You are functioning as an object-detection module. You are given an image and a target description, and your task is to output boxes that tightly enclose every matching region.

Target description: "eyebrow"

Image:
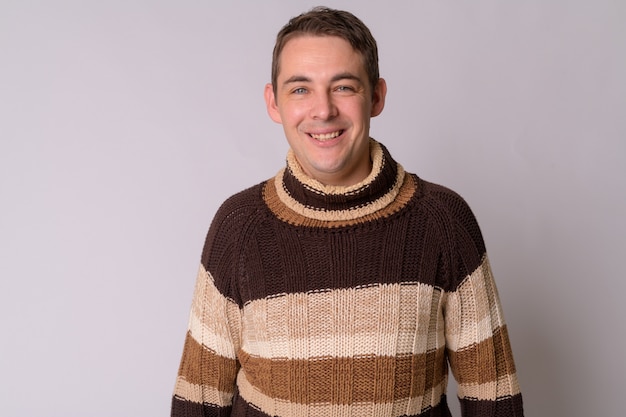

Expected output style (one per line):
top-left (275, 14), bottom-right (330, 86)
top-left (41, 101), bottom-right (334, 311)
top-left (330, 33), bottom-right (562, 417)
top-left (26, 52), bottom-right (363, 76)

top-left (282, 72), bottom-right (363, 86)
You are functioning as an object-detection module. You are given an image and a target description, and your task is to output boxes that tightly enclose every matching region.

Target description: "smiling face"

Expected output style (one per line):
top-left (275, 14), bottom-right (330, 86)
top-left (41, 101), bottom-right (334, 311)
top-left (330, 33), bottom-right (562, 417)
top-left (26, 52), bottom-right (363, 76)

top-left (265, 35), bottom-right (386, 186)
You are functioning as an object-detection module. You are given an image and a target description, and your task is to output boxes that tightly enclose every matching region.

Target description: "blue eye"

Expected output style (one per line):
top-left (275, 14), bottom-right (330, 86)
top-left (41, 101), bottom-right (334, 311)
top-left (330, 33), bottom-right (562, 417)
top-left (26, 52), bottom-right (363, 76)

top-left (293, 87), bottom-right (307, 94)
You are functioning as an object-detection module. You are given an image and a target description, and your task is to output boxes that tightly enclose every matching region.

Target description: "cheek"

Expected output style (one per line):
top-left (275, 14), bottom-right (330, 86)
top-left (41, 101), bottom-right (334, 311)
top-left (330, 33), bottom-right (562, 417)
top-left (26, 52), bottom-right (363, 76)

top-left (341, 97), bottom-right (370, 117)
top-left (281, 103), bottom-right (308, 126)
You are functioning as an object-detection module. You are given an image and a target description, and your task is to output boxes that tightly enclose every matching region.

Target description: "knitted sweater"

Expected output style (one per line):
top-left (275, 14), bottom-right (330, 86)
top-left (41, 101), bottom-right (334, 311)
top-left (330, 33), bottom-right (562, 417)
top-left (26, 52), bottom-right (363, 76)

top-left (171, 140), bottom-right (523, 417)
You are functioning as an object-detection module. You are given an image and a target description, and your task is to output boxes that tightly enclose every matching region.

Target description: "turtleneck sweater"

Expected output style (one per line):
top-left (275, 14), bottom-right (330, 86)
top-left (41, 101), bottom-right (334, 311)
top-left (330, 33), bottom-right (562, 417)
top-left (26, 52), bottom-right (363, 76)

top-left (171, 140), bottom-right (523, 417)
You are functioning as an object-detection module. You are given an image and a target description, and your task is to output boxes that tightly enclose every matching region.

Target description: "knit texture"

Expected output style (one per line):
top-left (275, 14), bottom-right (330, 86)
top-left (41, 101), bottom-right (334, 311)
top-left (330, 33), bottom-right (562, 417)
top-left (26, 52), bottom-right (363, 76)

top-left (171, 140), bottom-right (523, 417)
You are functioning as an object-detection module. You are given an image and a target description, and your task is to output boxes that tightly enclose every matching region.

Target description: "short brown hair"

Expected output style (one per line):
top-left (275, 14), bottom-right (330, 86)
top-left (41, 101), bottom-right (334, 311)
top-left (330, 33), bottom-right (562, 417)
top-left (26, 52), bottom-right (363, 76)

top-left (271, 7), bottom-right (380, 95)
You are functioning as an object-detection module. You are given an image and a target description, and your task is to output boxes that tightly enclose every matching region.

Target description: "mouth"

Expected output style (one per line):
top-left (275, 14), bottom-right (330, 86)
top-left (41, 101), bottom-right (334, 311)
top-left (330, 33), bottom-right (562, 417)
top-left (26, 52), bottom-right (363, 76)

top-left (308, 130), bottom-right (344, 142)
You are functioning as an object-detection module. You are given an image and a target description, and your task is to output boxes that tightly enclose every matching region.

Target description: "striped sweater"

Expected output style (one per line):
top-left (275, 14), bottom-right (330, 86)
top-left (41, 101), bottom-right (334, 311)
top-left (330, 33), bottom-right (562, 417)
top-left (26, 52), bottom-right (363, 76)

top-left (171, 140), bottom-right (523, 417)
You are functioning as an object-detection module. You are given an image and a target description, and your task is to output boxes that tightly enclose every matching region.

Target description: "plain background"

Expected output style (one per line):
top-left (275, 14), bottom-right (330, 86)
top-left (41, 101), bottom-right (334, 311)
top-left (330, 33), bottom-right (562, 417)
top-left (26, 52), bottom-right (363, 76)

top-left (1, 1), bottom-right (624, 416)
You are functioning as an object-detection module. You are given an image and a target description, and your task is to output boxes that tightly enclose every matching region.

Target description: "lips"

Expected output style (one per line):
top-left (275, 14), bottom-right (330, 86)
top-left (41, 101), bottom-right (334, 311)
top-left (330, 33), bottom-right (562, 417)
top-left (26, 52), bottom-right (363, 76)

top-left (309, 130), bottom-right (343, 141)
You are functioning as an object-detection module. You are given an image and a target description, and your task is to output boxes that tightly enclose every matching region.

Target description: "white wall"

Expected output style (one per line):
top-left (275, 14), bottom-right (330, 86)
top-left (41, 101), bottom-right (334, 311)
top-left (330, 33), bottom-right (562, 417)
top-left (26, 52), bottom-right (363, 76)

top-left (1, 1), bottom-right (624, 416)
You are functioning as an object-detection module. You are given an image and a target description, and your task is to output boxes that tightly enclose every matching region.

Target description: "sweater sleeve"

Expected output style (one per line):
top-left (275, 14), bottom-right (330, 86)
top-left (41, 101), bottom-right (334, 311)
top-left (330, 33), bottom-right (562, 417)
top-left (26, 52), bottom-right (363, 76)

top-left (441, 192), bottom-right (524, 416)
top-left (171, 193), bottom-right (253, 417)
top-left (170, 265), bottom-right (241, 416)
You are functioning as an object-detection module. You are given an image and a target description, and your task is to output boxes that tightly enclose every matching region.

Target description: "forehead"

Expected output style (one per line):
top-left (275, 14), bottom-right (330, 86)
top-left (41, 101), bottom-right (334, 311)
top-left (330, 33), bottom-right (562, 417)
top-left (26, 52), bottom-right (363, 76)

top-left (277, 35), bottom-right (366, 78)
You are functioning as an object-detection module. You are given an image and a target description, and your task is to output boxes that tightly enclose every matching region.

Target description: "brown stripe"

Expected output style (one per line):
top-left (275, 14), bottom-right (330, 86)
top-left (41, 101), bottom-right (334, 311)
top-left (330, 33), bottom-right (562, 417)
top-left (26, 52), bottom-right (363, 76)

top-left (460, 393), bottom-right (524, 415)
top-left (177, 331), bottom-right (239, 393)
top-left (263, 173), bottom-right (417, 228)
top-left (448, 325), bottom-right (517, 385)
top-left (238, 348), bottom-right (447, 405)
top-left (171, 395), bottom-right (232, 417)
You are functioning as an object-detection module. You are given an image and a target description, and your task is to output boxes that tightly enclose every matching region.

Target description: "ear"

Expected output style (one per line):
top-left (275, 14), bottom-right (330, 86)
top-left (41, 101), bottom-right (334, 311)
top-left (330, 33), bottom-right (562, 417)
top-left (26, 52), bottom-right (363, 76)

top-left (370, 78), bottom-right (387, 117)
top-left (264, 83), bottom-right (282, 124)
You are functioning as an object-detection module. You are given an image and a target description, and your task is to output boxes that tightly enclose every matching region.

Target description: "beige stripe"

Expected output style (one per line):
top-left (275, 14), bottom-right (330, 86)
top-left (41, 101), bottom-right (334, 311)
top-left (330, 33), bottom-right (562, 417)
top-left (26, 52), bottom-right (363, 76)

top-left (445, 314), bottom-right (495, 353)
top-left (457, 373), bottom-right (522, 401)
top-left (237, 366), bottom-right (448, 417)
top-left (444, 256), bottom-right (506, 352)
top-left (173, 376), bottom-right (233, 407)
top-left (188, 265), bottom-right (240, 359)
top-left (241, 282), bottom-right (444, 359)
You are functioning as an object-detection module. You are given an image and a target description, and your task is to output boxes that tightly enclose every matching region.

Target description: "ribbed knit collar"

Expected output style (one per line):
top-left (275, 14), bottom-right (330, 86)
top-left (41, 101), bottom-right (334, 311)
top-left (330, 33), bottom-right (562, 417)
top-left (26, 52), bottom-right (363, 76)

top-left (272, 139), bottom-right (406, 222)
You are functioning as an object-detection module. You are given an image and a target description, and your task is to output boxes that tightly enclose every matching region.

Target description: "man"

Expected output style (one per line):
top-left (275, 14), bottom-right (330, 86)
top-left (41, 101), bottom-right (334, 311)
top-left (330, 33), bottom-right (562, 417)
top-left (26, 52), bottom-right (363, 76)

top-left (172, 7), bottom-right (523, 417)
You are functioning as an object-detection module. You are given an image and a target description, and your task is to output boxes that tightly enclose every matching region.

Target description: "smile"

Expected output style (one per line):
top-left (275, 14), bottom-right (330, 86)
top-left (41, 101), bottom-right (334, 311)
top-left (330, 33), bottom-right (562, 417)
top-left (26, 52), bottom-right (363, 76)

top-left (309, 130), bottom-right (343, 141)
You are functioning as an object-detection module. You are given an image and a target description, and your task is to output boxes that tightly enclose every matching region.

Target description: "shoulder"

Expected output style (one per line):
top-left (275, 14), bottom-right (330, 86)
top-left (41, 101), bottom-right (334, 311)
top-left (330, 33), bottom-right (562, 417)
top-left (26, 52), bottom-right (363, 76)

top-left (214, 182), bottom-right (267, 224)
top-left (198, 181), bottom-right (270, 303)
top-left (417, 177), bottom-right (467, 210)
top-left (414, 176), bottom-right (487, 272)
top-left (201, 181), bottom-right (268, 263)
top-left (414, 177), bottom-right (478, 224)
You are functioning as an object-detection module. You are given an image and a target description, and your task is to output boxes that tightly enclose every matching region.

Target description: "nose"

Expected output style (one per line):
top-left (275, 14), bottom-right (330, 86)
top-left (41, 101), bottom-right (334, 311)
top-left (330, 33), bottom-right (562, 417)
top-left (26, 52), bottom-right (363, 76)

top-left (310, 92), bottom-right (338, 120)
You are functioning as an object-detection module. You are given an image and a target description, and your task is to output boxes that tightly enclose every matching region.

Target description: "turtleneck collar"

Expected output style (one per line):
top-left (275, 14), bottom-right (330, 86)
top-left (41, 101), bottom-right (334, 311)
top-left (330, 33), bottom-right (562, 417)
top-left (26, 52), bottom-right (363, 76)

top-left (267, 139), bottom-right (411, 223)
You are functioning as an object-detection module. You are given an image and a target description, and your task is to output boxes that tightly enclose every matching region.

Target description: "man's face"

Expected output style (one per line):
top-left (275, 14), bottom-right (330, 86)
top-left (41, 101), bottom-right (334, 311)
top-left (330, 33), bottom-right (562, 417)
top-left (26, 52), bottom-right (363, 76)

top-left (265, 35), bottom-right (386, 186)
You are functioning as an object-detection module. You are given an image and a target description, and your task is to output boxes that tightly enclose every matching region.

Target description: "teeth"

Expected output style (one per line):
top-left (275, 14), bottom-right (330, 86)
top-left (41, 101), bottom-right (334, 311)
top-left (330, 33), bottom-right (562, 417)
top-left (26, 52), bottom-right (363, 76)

top-left (310, 131), bottom-right (342, 141)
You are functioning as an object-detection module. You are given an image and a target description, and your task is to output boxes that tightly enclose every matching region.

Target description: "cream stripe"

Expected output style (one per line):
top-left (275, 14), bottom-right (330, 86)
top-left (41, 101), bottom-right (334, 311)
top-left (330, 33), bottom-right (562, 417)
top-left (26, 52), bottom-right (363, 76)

top-left (241, 283), bottom-right (444, 359)
top-left (445, 315), bottom-right (496, 353)
top-left (237, 370), bottom-right (448, 417)
top-left (187, 265), bottom-right (240, 360)
top-left (173, 376), bottom-right (233, 406)
top-left (445, 256), bottom-right (506, 351)
top-left (457, 373), bottom-right (522, 401)
top-left (188, 312), bottom-right (237, 359)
